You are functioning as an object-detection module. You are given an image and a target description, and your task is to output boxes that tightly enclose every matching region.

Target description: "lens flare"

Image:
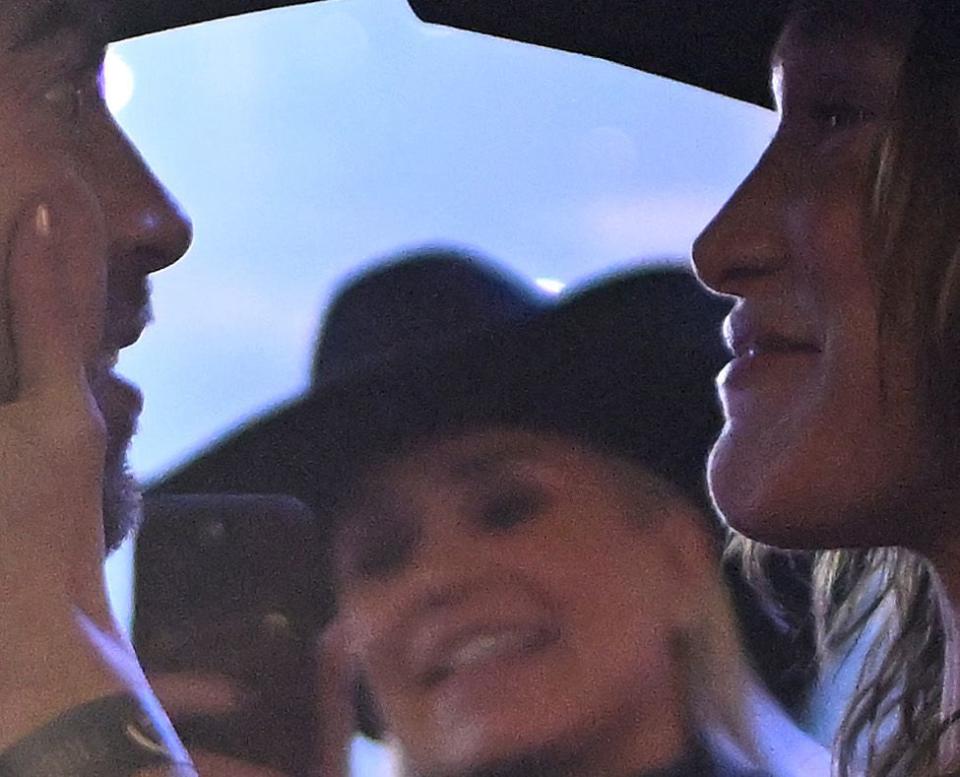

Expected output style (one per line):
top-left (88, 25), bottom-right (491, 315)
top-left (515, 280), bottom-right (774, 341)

top-left (535, 278), bottom-right (566, 295)
top-left (105, 49), bottom-right (135, 115)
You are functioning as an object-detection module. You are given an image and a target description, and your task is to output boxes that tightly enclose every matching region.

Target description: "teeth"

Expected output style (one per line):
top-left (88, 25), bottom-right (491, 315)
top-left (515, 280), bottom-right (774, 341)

top-left (444, 629), bottom-right (541, 673)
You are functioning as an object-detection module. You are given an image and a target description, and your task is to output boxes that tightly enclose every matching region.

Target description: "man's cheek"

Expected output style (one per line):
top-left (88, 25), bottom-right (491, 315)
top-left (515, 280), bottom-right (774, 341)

top-left (0, 71), bottom-right (114, 408)
top-left (0, 155), bottom-right (24, 404)
top-left (0, 277), bottom-right (15, 404)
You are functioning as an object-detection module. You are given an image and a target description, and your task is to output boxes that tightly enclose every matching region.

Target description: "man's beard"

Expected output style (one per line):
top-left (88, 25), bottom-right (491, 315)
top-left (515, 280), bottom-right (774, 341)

top-left (102, 424), bottom-right (143, 553)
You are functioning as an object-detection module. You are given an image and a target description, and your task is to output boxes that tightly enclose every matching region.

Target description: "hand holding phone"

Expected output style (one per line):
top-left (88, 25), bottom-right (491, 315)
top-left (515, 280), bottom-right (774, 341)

top-left (147, 670), bottom-right (297, 777)
top-left (135, 494), bottom-right (337, 776)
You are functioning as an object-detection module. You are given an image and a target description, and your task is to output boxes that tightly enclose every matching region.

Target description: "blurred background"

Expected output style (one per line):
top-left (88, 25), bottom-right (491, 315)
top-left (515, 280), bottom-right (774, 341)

top-left (103, 0), bottom-right (781, 771)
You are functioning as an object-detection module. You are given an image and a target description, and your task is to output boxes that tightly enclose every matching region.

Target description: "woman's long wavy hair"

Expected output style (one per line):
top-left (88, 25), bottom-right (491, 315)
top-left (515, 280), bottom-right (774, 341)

top-left (732, 1), bottom-right (960, 775)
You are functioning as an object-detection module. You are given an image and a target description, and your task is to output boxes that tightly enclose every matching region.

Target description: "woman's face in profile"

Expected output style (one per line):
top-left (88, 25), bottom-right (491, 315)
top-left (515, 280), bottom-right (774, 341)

top-left (692, 19), bottom-right (931, 549)
top-left (334, 428), bottom-right (701, 777)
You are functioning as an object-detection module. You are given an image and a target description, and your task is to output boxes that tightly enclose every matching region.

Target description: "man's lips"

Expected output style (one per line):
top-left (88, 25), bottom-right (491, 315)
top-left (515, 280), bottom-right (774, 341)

top-left (92, 329), bottom-right (142, 378)
top-left (96, 297), bottom-right (151, 372)
top-left (87, 363), bottom-right (143, 453)
top-left (104, 271), bottom-right (153, 352)
top-left (88, 309), bottom-right (150, 439)
top-left (103, 305), bottom-right (151, 353)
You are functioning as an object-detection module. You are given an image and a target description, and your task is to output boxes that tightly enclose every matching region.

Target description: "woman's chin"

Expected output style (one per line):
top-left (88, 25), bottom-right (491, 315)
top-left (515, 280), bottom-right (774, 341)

top-left (708, 441), bottom-right (820, 550)
top-left (404, 710), bottom-right (588, 777)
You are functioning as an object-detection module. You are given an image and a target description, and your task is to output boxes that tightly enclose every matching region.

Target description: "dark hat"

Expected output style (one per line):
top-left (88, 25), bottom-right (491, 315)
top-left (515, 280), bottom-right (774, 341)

top-left (108, 0), bottom-right (789, 106)
top-left (407, 0), bottom-right (792, 108)
top-left (150, 247), bottom-right (731, 525)
top-left (108, 0), bottom-right (323, 42)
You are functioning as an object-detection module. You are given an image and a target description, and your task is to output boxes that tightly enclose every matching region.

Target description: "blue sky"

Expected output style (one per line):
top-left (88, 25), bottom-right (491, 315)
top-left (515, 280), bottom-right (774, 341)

top-left (111, 0), bottom-right (774, 486)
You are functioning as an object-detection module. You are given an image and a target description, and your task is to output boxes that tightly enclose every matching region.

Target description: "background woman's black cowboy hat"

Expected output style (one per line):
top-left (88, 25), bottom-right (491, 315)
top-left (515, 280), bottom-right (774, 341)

top-left (152, 250), bottom-right (728, 512)
top-left (151, 250), bottom-right (731, 524)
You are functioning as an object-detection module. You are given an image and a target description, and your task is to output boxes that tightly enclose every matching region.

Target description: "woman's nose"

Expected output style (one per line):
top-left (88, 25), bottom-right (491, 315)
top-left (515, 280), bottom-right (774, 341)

top-left (692, 141), bottom-right (788, 297)
top-left (399, 518), bottom-right (497, 613)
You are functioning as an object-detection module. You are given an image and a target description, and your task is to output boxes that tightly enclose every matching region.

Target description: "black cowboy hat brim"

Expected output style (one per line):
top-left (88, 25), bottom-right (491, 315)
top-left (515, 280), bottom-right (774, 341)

top-left (108, 0), bottom-right (323, 41)
top-left (407, 0), bottom-right (791, 108)
top-left (115, 1), bottom-right (790, 107)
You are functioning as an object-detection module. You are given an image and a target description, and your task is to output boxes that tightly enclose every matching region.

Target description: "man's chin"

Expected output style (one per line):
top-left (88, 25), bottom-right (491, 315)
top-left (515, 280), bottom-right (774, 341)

top-left (102, 458), bottom-right (143, 553)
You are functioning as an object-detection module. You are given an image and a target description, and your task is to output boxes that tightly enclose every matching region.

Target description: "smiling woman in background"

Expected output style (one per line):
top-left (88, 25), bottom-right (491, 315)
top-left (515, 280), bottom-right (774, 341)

top-left (290, 253), bottom-right (827, 777)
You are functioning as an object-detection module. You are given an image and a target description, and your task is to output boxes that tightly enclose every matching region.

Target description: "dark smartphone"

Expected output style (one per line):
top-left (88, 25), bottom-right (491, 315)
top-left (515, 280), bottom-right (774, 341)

top-left (134, 494), bottom-right (335, 776)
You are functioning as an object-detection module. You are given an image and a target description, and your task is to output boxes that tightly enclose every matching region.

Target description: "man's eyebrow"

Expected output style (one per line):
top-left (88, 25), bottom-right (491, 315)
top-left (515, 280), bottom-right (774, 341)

top-left (9, 0), bottom-right (107, 53)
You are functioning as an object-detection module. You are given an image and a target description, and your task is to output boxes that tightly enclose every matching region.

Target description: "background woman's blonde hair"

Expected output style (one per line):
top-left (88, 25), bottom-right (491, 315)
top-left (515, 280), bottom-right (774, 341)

top-left (735, 4), bottom-right (960, 775)
top-left (615, 459), bottom-right (824, 776)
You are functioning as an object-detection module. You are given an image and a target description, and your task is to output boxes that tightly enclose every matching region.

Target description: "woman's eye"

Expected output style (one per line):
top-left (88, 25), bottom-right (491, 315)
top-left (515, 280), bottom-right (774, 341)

top-left (353, 541), bottom-right (410, 579)
top-left (340, 521), bottom-right (418, 581)
top-left (479, 489), bottom-right (545, 531)
top-left (811, 102), bottom-right (872, 131)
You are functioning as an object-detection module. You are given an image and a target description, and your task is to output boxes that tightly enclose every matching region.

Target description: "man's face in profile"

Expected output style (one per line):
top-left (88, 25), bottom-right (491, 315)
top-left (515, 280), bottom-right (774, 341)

top-left (0, 0), bottom-right (193, 550)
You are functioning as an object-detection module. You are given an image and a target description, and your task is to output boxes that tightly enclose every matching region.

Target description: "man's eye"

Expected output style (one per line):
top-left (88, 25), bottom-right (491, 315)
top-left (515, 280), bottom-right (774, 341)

top-left (44, 80), bottom-right (83, 121)
top-left (44, 70), bottom-right (100, 124)
top-left (479, 490), bottom-right (544, 532)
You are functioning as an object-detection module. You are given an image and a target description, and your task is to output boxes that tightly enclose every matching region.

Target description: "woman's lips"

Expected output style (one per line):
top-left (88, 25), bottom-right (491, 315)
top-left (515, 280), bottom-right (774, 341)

top-left (415, 622), bottom-right (560, 688)
top-left (717, 342), bottom-right (820, 417)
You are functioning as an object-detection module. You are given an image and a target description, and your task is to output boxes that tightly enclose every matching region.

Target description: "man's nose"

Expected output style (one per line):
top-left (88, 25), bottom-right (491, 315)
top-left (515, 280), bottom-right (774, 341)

top-left (692, 142), bottom-right (787, 297)
top-left (92, 123), bottom-right (193, 276)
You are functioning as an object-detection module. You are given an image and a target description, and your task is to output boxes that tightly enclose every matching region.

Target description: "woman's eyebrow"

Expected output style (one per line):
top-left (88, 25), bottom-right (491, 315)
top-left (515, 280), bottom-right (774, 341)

top-left (448, 446), bottom-right (544, 482)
